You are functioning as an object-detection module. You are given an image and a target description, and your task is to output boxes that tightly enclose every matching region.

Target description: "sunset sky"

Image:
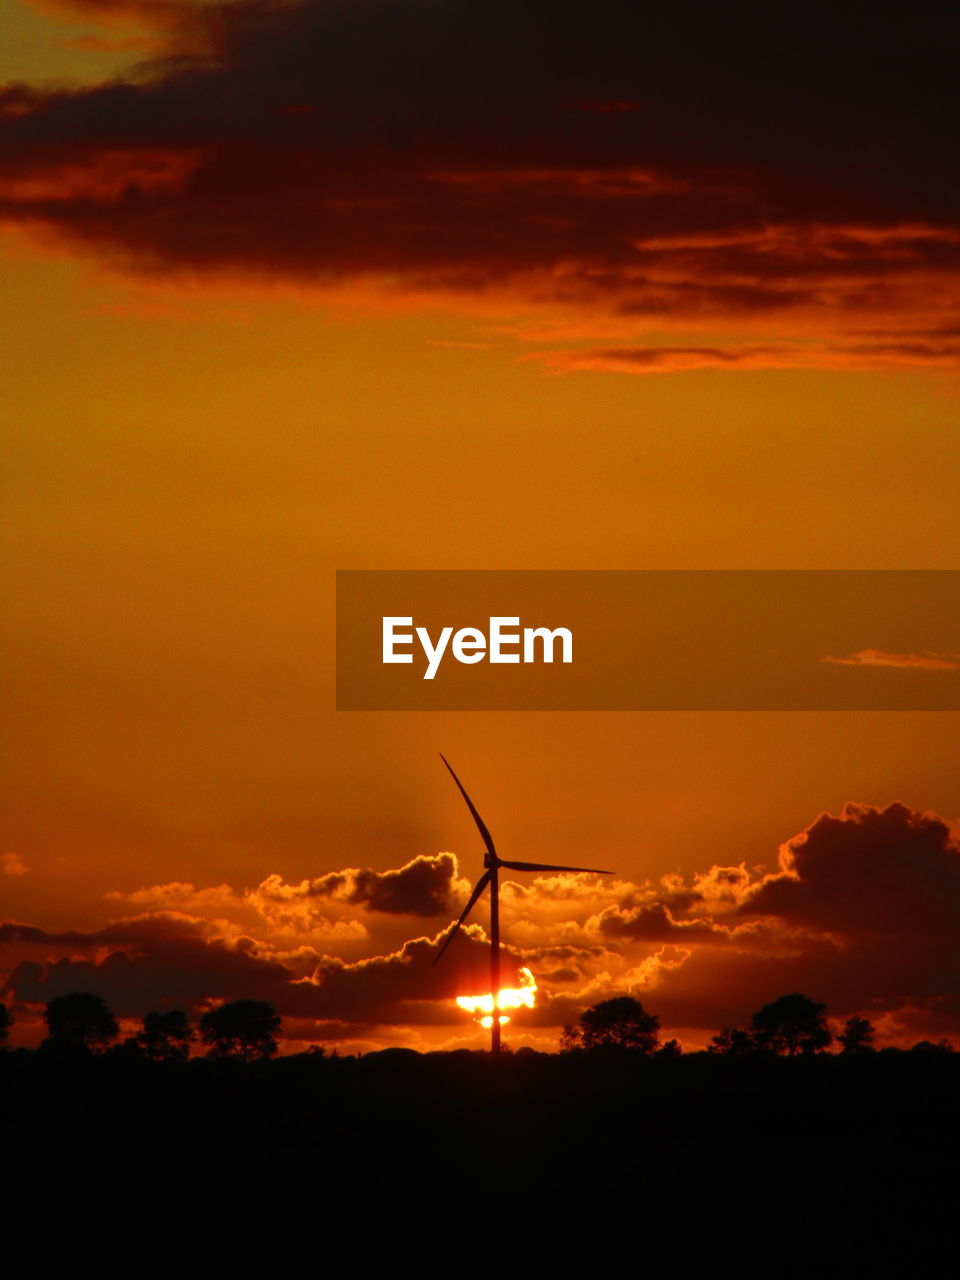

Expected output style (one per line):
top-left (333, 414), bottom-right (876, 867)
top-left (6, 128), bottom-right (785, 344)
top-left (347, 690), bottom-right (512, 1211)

top-left (2, 0), bottom-right (958, 1053)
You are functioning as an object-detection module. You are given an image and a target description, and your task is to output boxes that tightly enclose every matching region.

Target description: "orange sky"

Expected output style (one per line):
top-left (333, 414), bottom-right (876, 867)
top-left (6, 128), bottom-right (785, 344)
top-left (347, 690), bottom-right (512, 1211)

top-left (2, 0), bottom-right (958, 1053)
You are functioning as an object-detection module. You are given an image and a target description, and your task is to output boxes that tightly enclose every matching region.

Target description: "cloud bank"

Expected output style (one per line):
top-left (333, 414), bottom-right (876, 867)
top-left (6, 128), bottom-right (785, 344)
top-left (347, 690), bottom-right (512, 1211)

top-left (3, 801), bottom-right (959, 1051)
top-left (1, 1), bottom-right (958, 370)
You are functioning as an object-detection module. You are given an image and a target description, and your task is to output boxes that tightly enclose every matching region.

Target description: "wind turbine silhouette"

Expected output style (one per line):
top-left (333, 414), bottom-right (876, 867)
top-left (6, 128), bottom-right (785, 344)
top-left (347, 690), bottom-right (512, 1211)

top-left (433, 753), bottom-right (613, 1054)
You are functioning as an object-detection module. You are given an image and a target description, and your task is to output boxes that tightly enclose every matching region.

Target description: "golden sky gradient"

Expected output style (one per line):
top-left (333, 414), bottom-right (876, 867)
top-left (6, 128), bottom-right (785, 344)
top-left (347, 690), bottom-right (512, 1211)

top-left (2, 0), bottom-right (958, 1053)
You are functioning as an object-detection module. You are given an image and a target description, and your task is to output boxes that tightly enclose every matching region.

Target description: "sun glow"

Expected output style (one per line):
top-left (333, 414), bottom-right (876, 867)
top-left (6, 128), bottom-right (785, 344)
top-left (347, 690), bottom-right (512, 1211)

top-left (456, 967), bottom-right (538, 1027)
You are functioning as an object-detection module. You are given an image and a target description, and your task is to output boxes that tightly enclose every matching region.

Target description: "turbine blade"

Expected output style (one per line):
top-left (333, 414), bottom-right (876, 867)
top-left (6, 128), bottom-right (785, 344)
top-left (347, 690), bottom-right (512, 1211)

top-left (440, 753), bottom-right (497, 859)
top-left (499, 860), bottom-right (614, 875)
top-left (432, 870), bottom-right (492, 966)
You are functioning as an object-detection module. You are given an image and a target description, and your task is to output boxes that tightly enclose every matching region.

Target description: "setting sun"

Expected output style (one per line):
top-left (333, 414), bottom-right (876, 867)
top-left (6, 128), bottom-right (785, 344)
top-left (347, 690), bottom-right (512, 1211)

top-left (456, 967), bottom-right (538, 1028)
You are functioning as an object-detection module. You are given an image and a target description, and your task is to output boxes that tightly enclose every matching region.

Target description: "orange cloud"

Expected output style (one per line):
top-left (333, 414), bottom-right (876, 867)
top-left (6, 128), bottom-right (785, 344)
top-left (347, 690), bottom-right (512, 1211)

top-left (105, 880), bottom-right (242, 910)
top-left (822, 649), bottom-right (959, 671)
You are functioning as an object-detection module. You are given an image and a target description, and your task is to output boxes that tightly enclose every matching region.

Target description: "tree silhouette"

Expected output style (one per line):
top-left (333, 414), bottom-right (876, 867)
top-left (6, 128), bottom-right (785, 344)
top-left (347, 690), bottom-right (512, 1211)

top-left (751, 993), bottom-right (831, 1056)
top-left (839, 1015), bottom-right (876, 1054)
top-left (656, 1038), bottom-right (682, 1059)
top-left (561, 996), bottom-right (660, 1053)
top-left (910, 1038), bottom-right (954, 1054)
top-left (0, 1003), bottom-right (10, 1048)
top-left (44, 992), bottom-right (118, 1053)
top-left (200, 1000), bottom-right (281, 1062)
top-left (708, 1026), bottom-right (755, 1056)
top-left (135, 1010), bottom-right (194, 1062)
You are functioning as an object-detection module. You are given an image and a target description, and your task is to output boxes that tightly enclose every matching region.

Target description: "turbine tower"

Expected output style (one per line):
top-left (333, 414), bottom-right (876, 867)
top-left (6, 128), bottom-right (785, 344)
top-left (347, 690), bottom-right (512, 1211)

top-left (433, 754), bottom-right (613, 1054)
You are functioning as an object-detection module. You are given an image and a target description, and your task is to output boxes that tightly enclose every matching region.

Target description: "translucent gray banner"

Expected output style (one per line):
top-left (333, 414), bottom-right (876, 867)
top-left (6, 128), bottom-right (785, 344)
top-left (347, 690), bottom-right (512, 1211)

top-left (336, 570), bottom-right (959, 710)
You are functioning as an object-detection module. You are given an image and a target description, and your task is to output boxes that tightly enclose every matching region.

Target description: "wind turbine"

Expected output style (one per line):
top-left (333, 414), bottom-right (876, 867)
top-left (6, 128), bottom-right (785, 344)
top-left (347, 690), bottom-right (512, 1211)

top-left (433, 753), bottom-right (613, 1054)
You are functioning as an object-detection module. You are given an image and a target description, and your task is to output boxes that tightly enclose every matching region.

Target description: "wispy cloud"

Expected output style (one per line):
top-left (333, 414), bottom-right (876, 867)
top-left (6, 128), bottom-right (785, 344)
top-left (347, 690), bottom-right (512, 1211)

top-left (525, 330), bottom-right (960, 375)
top-left (822, 648), bottom-right (959, 672)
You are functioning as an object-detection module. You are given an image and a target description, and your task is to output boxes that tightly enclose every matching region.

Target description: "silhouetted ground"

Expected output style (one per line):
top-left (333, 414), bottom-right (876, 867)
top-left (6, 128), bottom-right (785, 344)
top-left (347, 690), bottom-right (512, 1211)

top-left (3, 1048), bottom-right (955, 1269)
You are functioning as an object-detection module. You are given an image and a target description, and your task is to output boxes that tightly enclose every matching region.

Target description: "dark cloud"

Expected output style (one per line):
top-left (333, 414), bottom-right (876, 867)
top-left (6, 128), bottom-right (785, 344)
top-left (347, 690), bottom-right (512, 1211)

top-left (539, 966), bottom-right (580, 983)
top-left (3, 914), bottom-right (293, 1016)
top-left (647, 803), bottom-right (960, 1031)
top-left (594, 901), bottom-right (724, 943)
top-left (0, 908), bottom-right (518, 1030)
top-left (551, 802), bottom-right (960, 1037)
top-left (742, 802), bottom-right (960, 938)
top-left (253, 853), bottom-right (463, 917)
top-left (0, 921), bottom-right (93, 946)
top-left (1, 1), bottom-right (957, 353)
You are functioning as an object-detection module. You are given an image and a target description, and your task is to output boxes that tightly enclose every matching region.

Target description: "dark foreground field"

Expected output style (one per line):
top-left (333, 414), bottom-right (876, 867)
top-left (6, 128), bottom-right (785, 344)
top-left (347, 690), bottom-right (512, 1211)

top-left (4, 1047), bottom-right (956, 1269)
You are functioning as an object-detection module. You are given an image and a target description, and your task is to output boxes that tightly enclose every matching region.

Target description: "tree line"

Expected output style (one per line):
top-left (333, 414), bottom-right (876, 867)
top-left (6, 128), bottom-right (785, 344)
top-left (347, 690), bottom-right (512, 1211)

top-left (562, 992), bottom-right (953, 1056)
top-left (0, 993), bottom-right (281, 1062)
top-left (0, 989), bottom-right (954, 1060)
